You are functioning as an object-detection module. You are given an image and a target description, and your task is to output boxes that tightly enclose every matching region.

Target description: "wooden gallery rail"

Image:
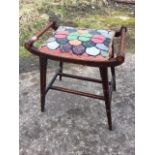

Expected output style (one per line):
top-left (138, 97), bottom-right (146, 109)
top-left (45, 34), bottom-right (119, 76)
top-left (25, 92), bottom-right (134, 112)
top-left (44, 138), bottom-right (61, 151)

top-left (24, 20), bottom-right (127, 130)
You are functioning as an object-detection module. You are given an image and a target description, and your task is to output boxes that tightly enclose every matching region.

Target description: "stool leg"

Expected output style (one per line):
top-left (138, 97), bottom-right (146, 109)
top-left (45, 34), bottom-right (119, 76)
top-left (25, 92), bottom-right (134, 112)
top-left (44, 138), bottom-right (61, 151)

top-left (39, 56), bottom-right (47, 112)
top-left (111, 43), bottom-right (116, 91)
top-left (100, 67), bottom-right (112, 130)
top-left (111, 67), bottom-right (116, 91)
top-left (59, 61), bottom-right (63, 81)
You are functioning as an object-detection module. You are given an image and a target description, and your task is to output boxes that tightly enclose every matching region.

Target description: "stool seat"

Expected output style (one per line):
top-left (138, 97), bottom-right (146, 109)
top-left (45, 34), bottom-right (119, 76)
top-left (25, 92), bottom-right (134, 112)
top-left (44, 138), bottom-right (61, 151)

top-left (39, 26), bottom-right (115, 62)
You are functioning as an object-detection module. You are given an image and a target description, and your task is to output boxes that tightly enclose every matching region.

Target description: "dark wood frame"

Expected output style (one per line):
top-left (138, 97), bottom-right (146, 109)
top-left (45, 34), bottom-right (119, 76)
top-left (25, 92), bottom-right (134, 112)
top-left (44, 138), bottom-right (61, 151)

top-left (24, 20), bottom-right (127, 130)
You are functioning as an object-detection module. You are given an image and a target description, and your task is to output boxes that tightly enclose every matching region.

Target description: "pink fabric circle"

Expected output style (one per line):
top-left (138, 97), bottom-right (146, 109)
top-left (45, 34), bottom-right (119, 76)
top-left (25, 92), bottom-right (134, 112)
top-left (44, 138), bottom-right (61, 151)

top-left (91, 35), bottom-right (105, 43)
top-left (55, 31), bottom-right (69, 35)
top-left (55, 31), bottom-right (68, 39)
top-left (55, 34), bottom-right (67, 39)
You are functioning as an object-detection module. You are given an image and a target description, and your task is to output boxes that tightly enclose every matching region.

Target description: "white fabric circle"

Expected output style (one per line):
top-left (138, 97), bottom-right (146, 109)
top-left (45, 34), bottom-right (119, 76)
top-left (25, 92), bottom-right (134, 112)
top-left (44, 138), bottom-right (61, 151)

top-left (47, 41), bottom-right (59, 49)
top-left (86, 47), bottom-right (100, 56)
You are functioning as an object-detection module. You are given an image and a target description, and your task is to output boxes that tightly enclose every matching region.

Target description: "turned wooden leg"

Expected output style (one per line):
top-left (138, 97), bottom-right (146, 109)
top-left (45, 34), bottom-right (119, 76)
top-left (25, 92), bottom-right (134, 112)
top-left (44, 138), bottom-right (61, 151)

top-left (39, 56), bottom-right (47, 112)
top-left (111, 67), bottom-right (116, 91)
top-left (59, 61), bottom-right (63, 81)
top-left (111, 43), bottom-right (116, 91)
top-left (100, 67), bottom-right (112, 130)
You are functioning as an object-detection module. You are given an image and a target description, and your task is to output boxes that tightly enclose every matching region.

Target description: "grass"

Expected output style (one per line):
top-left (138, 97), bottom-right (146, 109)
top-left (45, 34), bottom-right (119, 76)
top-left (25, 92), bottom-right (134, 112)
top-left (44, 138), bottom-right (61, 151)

top-left (19, 0), bottom-right (135, 58)
top-left (19, 46), bottom-right (31, 57)
top-left (73, 15), bottom-right (134, 28)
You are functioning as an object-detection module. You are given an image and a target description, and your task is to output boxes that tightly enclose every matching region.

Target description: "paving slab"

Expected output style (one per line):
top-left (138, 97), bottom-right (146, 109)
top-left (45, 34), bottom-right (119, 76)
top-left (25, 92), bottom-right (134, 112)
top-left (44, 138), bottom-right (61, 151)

top-left (19, 53), bottom-right (135, 155)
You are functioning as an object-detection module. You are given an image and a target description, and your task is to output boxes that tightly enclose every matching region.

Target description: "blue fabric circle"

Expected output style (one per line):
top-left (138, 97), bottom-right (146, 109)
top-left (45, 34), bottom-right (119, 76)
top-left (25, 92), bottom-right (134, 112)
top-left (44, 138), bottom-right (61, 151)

top-left (96, 44), bottom-right (109, 51)
top-left (46, 37), bottom-right (55, 43)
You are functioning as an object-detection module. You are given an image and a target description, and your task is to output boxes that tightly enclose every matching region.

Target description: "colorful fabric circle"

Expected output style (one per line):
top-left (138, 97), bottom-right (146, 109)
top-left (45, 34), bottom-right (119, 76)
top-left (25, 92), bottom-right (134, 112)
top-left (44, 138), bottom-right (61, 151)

top-left (72, 45), bottom-right (85, 55)
top-left (78, 36), bottom-right (90, 42)
top-left (103, 38), bottom-right (111, 47)
top-left (68, 32), bottom-right (79, 37)
top-left (69, 40), bottom-right (81, 46)
top-left (67, 32), bottom-right (79, 40)
top-left (103, 42), bottom-right (110, 47)
top-left (91, 35), bottom-right (105, 43)
top-left (55, 34), bottom-right (67, 39)
top-left (47, 41), bottom-right (59, 49)
top-left (66, 28), bottom-right (76, 33)
top-left (56, 38), bottom-right (68, 44)
top-left (96, 43), bottom-right (109, 51)
top-left (46, 37), bottom-right (55, 43)
top-left (101, 50), bottom-right (109, 57)
top-left (65, 27), bottom-right (77, 33)
top-left (60, 43), bottom-right (72, 52)
top-left (107, 32), bottom-right (113, 38)
top-left (89, 30), bottom-right (101, 35)
top-left (55, 31), bottom-right (69, 35)
top-left (67, 35), bottom-right (78, 40)
top-left (80, 33), bottom-right (92, 38)
top-left (78, 29), bottom-right (89, 34)
top-left (78, 33), bottom-right (92, 42)
top-left (83, 41), bottom-right (96, 48)
top-left (104, 38), bottom-right (111, 44)
top-left (56, 27), bottom-right (66, 32)
top-left (97, 29), bottom-right (108, 35)
top-left (86, 47), bottom-right (100, 56)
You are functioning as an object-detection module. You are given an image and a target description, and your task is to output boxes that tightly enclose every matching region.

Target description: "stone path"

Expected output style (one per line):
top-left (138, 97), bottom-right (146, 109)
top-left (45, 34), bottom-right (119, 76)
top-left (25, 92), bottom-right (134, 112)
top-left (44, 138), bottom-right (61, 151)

top-left (19, 54), bottom-right (135, 155)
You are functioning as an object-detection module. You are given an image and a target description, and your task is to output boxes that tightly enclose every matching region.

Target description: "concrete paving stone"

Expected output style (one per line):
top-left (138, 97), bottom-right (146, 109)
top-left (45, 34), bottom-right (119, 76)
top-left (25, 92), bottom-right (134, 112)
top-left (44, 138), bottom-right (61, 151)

top-left (19, 53), bottom-right (135, 155)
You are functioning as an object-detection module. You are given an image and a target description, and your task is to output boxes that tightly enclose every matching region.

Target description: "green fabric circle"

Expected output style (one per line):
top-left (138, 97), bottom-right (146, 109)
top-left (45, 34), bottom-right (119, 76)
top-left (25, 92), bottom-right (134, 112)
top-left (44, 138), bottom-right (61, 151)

top-left (67, 35), bottom-right (78, 40)
top-left (56, 38), bottom-right (68, 44)
top-left (101, 50), bottom-right (109, 57)
top-left (67, 32), bottom-right (79, 40)
top-left (69, 32), bottom-right (79, 36)
top-left (79, 33), bottom-right (92, 38)
top-left (79, 36), bottom-right (90, 42)
top-left (83, 41), bottom-right (95, 48)
top-left (79, 33), bottom-right (92, 42)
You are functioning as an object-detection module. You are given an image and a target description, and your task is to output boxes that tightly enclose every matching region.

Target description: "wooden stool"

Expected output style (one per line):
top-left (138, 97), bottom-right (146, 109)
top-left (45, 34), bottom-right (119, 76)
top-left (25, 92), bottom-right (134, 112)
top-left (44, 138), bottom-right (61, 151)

top-left (24, 21), bottom-right (127, 130)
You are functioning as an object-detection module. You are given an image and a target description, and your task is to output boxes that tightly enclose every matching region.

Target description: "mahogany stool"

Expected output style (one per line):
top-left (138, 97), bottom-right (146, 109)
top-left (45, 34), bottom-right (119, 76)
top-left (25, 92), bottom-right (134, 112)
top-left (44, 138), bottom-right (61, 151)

top-left (24, 20), bottom-right (127, 130)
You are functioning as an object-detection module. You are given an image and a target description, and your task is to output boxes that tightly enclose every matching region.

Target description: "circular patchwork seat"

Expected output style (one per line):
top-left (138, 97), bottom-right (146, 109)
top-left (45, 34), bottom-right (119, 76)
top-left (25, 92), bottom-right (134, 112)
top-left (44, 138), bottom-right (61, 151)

top-left (39, 26), bottom-right (115, 62)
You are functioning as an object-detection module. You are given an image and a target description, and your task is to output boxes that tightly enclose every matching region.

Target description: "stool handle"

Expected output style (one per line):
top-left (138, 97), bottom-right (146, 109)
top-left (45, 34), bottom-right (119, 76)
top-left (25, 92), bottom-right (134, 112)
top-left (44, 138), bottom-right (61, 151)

top-left (109, 26), bottom-right (127, 66)
top-left (24, 20), bottom-right (58, 50)
top-left (116, 26), bottom-right (127, 62)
